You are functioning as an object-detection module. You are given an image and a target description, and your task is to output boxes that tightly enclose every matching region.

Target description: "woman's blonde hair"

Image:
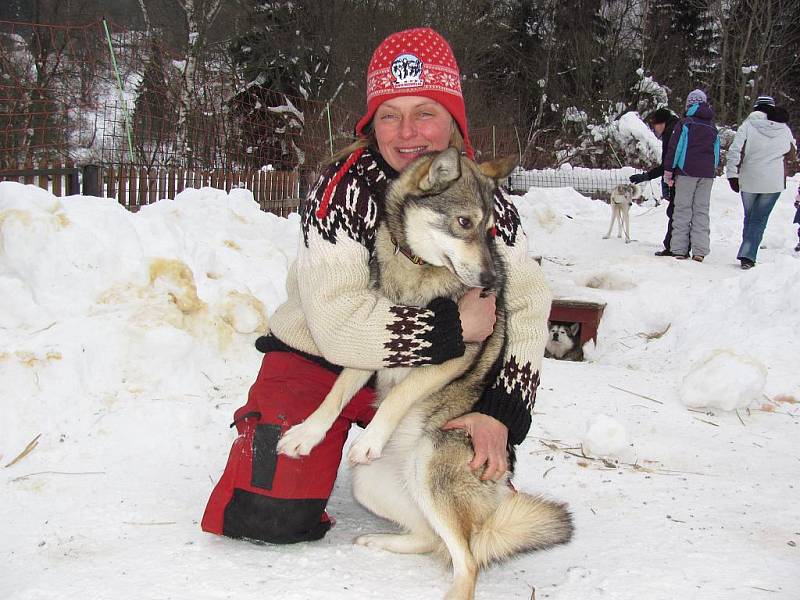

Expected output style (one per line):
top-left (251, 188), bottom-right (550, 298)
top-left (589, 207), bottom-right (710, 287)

top-left (327, 118), bottom-right (465, 165)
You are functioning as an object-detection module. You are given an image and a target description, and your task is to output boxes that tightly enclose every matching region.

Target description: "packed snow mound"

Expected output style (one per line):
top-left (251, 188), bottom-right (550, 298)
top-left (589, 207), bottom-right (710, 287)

top-left (581, 270), bottom-right (637, 291)
top-left (582, 414), bottom-right (628, 458)
top-left (0, 182), bottom-right (298, 455)
top-left (680, 349), bottom-right (768, 411)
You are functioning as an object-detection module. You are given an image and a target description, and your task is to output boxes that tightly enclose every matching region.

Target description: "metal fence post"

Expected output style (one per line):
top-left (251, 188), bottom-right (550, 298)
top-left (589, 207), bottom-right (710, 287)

top-left (326, 103), bottom-right (334, 157)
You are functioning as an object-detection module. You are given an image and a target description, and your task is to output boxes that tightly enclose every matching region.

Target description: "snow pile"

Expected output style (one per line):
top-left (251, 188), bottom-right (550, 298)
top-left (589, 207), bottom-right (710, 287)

top-left (582, 414), bottom-right (628, 458)
top-left (518, 175), bottom-right (800, 399)
top-left (680, 349), bottom-right (768, 411)
top-left (0, 181), bottom-right (299, 455)
top-left (2, 174), bottom-right (799, 600)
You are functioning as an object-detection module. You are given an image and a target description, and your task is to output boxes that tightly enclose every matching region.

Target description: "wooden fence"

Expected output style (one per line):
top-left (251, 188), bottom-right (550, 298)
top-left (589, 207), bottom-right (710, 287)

top-left (0, 162), bottom-right (303, 216)
top-left (0, 160), bottom-right (81, 196)
top-left (102, 165), bottom-right (301, 215)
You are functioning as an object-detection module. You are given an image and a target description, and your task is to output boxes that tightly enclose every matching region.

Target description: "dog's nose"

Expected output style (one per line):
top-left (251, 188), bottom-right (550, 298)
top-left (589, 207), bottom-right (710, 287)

top-left (480, 270), bottom-right (496, 290)
top-left (552, 333), bottom-right (559, 341)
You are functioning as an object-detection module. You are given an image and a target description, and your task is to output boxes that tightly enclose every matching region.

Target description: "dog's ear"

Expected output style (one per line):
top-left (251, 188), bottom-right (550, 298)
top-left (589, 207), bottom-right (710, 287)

top-left (569, 322), bottom-right (580, 337)
top-left (479, 155), bottom-right (519, 181)
top-left (419, 148), bottom-right (461, 192)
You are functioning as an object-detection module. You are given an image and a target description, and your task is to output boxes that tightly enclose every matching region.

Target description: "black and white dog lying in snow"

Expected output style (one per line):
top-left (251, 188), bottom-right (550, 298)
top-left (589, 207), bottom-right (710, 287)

top-left (544, 321), bottom-right (583, 361)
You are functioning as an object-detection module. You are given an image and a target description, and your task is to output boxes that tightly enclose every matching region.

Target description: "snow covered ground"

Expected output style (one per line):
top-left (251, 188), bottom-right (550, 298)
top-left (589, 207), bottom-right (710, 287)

top-left (2, 175), bottom-right (799, 599)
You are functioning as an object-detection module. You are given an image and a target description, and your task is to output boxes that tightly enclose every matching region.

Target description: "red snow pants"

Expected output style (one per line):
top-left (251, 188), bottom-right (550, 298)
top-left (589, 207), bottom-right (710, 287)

top-left (201, 351), bottom-right (376, 543)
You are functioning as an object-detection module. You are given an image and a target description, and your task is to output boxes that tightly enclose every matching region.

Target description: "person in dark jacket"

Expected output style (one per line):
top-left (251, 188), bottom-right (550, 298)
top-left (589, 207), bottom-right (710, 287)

top-left (663, 89), bottom-right (720, 262)
top-left (793, 190), bottom-right (800, 252)
top-left (630, 107), bottom-right (681, 255)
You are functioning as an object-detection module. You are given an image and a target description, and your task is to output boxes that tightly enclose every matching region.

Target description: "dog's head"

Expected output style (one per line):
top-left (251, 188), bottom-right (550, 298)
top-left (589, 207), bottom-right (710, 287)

top-left (549, 322), bottom-right (579, 343)
top-left (546, 321), bottom-right (579, 357)
top-left (610, 183), bottom-right (642, 206)
top-left (385, 148), bottom-right (517, 289)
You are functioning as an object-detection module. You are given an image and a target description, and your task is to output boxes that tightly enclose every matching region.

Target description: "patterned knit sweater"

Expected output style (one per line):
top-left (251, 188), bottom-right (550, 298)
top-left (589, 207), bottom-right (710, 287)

top-left (266, 148), bottom-right (552, 445)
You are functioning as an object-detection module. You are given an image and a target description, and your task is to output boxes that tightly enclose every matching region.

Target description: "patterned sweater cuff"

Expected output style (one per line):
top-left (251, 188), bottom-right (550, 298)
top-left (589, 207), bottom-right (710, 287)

top-left (424, 297), bottom-right (466, 364)
top-left (472, 387), bottom-right (532, 446)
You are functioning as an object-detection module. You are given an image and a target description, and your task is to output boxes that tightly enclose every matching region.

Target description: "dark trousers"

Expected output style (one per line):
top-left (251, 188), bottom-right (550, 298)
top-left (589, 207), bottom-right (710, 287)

top-left (662, 186), bottom-right (677, 250)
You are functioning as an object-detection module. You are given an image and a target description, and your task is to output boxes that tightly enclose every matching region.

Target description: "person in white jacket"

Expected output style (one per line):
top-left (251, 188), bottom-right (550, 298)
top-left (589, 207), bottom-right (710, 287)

top-left (726, 101), bottom-right (797, 269)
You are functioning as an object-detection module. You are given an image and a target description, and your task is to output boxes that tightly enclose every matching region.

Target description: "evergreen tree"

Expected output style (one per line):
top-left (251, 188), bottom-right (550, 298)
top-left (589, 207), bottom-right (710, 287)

top-left (132, 41), bottom-right (175, 151)
top-left (644, 0), bottom-right (718, 98)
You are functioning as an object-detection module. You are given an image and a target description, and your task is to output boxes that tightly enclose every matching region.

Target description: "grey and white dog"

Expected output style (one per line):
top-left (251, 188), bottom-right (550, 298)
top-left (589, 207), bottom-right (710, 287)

top-left (278, 148), bottom-right (572, 600)
top-left (604, 183), bottom-right (641, 243)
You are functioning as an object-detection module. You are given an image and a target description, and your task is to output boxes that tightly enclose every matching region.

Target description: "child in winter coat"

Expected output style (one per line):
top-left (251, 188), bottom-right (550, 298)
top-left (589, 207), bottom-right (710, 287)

top-left (663, 89), bottom-right (720, 262)
top-left (725, 100), bottom-right (796, 268)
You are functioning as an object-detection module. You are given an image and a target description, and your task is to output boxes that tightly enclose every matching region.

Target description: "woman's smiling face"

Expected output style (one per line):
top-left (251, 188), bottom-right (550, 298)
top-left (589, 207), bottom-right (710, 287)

top-left (373, 96), bottom-right (454, 172)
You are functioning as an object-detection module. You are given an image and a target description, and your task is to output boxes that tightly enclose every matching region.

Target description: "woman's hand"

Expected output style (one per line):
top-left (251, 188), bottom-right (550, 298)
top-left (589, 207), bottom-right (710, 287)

top-left (458, 288), bottom-right (496, 343)
top-left (663, 171), bottom-right (674, 187)
top-left (441, 413), bottom-right (509, 481)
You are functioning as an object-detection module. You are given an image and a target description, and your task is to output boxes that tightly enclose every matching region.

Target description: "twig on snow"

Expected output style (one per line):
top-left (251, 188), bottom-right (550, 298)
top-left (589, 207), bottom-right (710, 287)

top-left (11, 470), bottom-right (105, 483)
top-left (4, 434), bottom-right (42, 468)
top-left (608, 384), bottom-right (664, 405)
top-left (536, 438), bottom-right (710, 476)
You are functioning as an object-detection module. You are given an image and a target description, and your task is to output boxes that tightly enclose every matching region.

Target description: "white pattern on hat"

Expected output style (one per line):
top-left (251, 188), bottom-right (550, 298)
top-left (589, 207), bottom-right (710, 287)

top-left (753, 95), bottom-right (775, 108)
top-left (685, 89), bottom-right (707, 108)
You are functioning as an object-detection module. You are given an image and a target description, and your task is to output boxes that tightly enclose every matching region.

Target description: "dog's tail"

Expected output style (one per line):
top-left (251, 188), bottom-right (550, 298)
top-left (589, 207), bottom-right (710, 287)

top-left (470, 492), bottom-right (573, 567)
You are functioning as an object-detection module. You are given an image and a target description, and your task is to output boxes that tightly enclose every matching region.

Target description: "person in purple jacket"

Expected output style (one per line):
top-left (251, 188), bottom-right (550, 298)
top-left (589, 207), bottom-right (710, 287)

top-left (663, 89), bottom-right (720, 262)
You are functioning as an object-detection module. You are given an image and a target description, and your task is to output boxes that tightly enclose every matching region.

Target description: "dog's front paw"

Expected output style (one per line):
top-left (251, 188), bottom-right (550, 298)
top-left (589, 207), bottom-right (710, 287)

top-left (347, 430), bottom-right (388, 465)
top-left (276, 421), bottom-right (327, 457)
top-left (602, 234), bottom-right (610, 239)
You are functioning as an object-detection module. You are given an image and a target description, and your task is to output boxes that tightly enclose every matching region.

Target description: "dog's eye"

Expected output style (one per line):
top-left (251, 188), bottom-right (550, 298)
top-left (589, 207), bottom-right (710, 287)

top-left (457, 217), bottom-right (472, 229)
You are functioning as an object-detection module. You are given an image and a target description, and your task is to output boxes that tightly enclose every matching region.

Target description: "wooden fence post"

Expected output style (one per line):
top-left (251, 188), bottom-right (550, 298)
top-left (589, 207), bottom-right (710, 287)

top-left (82, 164), bottom-right (103, 197)
top-left (128, 166), bottom-right (137, 209)
top-left (38, 158), bottom-right (49, 190)
top-left (66, 159), bottom-right (79, 195)
top-left (117, 166), bottom-right (127, 207)
top-left (148, 169), bottom-right (157, 204)
top-left (53, 160), bottom-right (63, 197)
top-left (106, 165), bottom-right (117, 199)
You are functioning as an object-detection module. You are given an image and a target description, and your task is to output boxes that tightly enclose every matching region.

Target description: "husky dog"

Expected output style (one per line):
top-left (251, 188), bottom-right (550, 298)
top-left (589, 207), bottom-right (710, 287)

top-left (278, 148), bottom-right (572, 599)
top-left (603, 183), bottom-right (641, 243)
top-left (544, 321), bottom-right (583, 361)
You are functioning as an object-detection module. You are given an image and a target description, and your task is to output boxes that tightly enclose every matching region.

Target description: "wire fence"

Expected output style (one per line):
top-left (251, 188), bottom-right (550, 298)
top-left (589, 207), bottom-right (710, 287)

top-left (0, 17), bottom-right (674, 213)
top-left (508, 168), bottom-right (642, 199)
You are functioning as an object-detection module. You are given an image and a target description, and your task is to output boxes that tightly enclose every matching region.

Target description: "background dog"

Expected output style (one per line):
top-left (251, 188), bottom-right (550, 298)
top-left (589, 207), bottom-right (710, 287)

top-left (278, 148), bottom-right (572, 600)
top-left (545, 321), bottom-right (583, 361)
top-left (603, 183), bottom-right (641, 243)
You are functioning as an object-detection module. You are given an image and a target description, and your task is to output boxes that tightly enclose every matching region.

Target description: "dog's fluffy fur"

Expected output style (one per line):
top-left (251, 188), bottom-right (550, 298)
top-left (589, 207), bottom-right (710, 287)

top-left (277, 149), bottom-right (572, 599)
top-left (603, 183), bottom-right (641, 243)
top-left (544, 322), bottom-right (583, 361)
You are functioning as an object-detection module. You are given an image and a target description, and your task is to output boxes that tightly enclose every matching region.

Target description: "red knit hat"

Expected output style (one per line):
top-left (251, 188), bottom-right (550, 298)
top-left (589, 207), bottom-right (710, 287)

top-left (355, 27), bottom-right (474, 159)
